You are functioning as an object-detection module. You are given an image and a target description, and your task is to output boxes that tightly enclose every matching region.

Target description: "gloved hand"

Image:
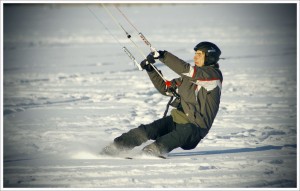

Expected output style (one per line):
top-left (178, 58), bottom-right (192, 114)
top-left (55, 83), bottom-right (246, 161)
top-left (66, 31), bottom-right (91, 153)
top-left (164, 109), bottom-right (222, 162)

top-left (146, 50), bottom-right (165, 65)
top-left (140, 52), bottom-right (158, 72)
top-left (146, 53), bottom-right (155, 64)
top-left (140, 59), bottom-right (154, 72)
top-left (140, 50), bottom-right (166, 72)
top-left (150, 50), bottom-right (166, 59)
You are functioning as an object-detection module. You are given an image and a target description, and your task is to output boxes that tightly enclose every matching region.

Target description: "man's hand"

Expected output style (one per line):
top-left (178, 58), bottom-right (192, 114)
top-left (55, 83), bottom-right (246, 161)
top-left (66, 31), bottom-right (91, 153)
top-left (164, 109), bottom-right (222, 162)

top-left (146, 53), bottom-right (155, 64)
top-left (140, 50), bottom-right (166, 72)
top-left (140, 59), bottom-right (153, 72)
top-left (140, 52), bottom-right (158, 72)
top-left (146, 50), bottom-right (166, 64)
top-left (150, 50), bottom-right (166, 59)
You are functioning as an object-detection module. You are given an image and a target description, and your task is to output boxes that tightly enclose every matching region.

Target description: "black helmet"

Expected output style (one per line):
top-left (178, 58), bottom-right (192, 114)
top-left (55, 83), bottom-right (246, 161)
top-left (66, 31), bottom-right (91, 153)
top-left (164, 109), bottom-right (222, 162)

top-left (194, 41), bottom-right (221, 65)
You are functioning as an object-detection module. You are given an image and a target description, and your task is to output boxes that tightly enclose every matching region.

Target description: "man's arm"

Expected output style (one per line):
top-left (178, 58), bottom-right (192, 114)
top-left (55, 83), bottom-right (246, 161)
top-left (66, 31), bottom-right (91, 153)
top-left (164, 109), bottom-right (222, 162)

top-left (159, 51), bottom-right (192, 76)
top-left (147, 70), bottom-right (168, 96)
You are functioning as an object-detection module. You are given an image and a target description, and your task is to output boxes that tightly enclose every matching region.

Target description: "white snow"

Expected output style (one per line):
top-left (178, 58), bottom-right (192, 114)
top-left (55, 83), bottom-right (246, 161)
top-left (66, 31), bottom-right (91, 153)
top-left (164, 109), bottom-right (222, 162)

top-left (1, 3), bottom-right (299, 190)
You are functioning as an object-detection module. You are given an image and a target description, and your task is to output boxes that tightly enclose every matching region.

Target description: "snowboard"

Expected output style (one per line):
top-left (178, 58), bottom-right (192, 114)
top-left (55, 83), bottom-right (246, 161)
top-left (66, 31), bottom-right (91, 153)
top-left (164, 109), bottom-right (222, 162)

top-left (100, 151), bottom-right (167, 159)
top-left (101, 144), bottom-right (167, 159)
top-left (124, 155), bottom-right (167, 160)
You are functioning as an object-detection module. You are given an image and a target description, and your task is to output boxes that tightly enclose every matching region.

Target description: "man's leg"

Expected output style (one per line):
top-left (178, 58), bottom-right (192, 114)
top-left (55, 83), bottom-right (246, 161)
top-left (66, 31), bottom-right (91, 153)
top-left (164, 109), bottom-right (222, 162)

top-left (142, 123), bottom-right (204, 156)
top-left (114, 115), bottom-right (175, 148)
top-left (101, 116), bottom-right (175, 155)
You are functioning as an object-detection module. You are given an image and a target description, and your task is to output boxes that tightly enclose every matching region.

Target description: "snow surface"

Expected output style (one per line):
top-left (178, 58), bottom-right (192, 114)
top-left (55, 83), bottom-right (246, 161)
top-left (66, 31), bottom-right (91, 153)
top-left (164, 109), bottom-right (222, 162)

top-left (2, 3), bottom-right (299, 189)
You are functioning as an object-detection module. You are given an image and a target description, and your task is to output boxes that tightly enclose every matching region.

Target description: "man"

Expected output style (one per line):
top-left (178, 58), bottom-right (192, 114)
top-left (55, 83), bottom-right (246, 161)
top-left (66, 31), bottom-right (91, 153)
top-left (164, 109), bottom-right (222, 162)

top-left (102, 41), bottom-right (223, 157)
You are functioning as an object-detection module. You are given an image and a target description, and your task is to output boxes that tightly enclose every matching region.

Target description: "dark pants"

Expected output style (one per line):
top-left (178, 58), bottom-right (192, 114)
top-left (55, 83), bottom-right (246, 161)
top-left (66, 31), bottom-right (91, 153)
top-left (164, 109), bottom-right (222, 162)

top-left (114, 116), bottom-right (207, 153)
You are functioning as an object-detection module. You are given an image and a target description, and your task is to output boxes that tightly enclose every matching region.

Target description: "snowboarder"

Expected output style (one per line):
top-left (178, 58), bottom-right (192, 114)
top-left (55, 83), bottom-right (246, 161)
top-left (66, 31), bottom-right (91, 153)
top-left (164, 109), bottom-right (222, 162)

top-left (102, 41), bottom-right (223, 157)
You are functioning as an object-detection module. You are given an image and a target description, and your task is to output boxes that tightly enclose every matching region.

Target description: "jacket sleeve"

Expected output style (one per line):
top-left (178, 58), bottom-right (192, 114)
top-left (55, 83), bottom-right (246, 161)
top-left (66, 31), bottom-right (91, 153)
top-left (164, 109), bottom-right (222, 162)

top-left (159, 51), bottom-right (192, 77)
top-left (147, 70), bottom-right (168, 96)
top-left (147, 69), bottom-right (182, 97)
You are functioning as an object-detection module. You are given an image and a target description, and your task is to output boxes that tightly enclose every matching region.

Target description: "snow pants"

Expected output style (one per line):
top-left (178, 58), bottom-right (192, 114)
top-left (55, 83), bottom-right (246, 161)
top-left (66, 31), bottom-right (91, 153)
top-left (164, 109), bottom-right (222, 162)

top-left (114, 116), bottom-right (208, 153)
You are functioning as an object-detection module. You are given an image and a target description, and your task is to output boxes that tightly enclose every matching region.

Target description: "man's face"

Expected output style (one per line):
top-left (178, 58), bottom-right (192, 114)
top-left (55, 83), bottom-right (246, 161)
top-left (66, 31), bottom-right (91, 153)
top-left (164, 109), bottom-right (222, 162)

top-left (194, 50), bottom-right (205, 67)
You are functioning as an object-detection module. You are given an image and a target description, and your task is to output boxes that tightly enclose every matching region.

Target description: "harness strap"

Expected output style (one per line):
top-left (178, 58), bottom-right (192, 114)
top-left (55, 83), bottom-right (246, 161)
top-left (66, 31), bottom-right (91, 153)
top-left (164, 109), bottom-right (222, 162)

top-left (163, 96), bottom-right (174, 118)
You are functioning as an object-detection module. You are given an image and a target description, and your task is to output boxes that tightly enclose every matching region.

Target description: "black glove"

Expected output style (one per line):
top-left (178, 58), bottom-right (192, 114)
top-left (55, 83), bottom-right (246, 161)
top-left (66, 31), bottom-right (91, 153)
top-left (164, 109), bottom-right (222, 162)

top-left (140, 59), bottom-right (154, 72)
top-left (152, 50), bottom-right (166, 59)
top-left (140, 52), bottom-right (158, 72)
top-left (146, 53), bottom-right (155, 64)
top-left (146, 50), bottom-right (166, 63)
top-left (140, 50), bottom-right (166, 72)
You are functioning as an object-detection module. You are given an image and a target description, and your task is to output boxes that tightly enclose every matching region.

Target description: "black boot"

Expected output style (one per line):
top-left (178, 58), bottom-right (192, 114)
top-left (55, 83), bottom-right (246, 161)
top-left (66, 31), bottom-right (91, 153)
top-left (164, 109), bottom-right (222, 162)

top-left (142, 142), bottom-right (167, 157)
top-left (101, 142), bottom-right (128, 156)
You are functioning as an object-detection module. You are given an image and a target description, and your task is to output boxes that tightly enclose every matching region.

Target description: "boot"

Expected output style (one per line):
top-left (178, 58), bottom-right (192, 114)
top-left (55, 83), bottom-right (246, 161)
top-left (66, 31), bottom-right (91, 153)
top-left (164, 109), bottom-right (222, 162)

top-left (101, 142), bottom-right (128, 156)
top-left (142, 142), bottom-right (166, 157)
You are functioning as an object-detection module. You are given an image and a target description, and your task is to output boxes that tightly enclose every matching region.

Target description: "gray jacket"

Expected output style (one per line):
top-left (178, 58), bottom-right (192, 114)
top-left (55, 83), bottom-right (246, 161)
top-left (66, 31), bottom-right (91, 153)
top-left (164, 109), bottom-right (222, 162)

top-left (147, 51), bottom-right (223, 132)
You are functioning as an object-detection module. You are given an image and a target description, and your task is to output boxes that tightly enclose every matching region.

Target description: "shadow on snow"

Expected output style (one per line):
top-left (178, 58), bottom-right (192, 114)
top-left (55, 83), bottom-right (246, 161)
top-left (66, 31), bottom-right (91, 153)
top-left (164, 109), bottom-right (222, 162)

top-left (168, 144), bottom-right (297, 157)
